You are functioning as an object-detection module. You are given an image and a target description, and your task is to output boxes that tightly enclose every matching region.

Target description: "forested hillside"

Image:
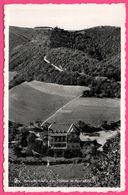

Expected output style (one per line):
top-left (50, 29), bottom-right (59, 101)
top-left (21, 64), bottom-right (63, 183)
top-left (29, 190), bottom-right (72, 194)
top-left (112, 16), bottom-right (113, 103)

top-left (49, 26), bottom-right (120, 60)
top-left (9, 26), bottom-right (121, 98)
top-left (9, 26), bottom-right (35, 51)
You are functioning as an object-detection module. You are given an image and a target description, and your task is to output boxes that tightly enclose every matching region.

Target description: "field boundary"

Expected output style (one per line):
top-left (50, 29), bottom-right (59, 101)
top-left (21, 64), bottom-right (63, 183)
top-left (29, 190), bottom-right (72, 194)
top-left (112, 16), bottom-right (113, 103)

top-left (42, 96), bottom-right (80, 124)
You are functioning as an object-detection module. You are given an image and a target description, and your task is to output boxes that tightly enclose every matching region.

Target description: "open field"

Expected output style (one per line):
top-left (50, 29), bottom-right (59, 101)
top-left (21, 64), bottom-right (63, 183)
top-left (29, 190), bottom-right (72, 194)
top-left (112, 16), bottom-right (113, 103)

top-left (27, 80), bottom-right (89, 97)
top-left (9, 78), bottom-right (120, 125)
top-left (47, 97), bottom-right (120, 126)
top-left (9, 81), bottom-right (89, 124)
top-left (9, 83), bottom-right (72, 124)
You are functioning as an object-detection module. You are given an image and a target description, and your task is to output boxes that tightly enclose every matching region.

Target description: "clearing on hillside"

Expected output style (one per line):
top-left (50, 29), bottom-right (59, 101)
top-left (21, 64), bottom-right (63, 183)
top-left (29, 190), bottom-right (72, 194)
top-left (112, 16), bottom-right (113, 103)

top-left (9, 81), bottom-right (88, 124)
top-left (27, 80), bottom-right (90, 97)
top-left (46, 97), bottom-right (120, 126)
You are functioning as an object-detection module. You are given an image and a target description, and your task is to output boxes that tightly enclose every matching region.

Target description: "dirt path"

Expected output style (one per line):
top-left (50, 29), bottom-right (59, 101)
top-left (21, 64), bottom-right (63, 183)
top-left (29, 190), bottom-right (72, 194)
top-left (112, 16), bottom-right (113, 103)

top-left (44, 56), bottom-right (63, 72)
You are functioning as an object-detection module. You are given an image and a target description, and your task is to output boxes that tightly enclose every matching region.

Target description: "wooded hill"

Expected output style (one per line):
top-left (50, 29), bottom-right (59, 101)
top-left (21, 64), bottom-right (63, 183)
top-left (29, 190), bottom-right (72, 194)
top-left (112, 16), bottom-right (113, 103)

top-left (9, 26), bottom-right (121, 98)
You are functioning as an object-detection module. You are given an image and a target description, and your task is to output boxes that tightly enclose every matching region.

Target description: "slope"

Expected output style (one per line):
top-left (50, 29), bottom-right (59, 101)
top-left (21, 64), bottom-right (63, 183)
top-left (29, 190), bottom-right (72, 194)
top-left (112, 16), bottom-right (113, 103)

top-left (9, 81), bottom-right (88, 124)
top-left (9, 26), bottom-right (121, 98)
top-left (9, 26), bottom-right (35, 51)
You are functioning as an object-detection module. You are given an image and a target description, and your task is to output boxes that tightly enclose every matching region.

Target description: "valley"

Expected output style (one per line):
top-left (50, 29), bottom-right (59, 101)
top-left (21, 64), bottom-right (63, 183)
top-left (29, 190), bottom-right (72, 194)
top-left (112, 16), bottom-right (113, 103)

top-left (9, 26), bottom-right (120, 98)
top-left (8, 25), bottom-right (121, 188)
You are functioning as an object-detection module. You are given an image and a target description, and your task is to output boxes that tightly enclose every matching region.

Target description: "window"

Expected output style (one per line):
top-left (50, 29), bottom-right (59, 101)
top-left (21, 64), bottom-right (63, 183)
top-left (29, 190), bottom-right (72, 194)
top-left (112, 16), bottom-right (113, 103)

top-left (62, 136), bottom-right (66, 142)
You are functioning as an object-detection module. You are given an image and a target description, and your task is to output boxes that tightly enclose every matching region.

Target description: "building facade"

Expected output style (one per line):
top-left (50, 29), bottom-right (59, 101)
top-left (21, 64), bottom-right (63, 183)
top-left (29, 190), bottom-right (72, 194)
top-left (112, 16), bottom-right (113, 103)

top-left (48, 123), bottom-right (81, 157)
top-left (27, 123), bottom-right (81, 157)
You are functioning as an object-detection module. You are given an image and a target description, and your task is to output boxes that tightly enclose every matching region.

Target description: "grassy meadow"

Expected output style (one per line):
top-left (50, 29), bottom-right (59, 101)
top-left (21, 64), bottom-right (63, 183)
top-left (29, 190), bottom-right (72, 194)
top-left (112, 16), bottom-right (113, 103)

top-left (47, 97), bottom-right (120, 126)
top-left (9, 80), bottom-right (89, 124)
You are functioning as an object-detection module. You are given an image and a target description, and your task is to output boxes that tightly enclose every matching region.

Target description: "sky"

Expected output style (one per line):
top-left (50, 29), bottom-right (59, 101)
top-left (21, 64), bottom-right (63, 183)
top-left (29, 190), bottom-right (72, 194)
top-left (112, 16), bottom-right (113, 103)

top-left (5, 4), bottom-right (125, 30)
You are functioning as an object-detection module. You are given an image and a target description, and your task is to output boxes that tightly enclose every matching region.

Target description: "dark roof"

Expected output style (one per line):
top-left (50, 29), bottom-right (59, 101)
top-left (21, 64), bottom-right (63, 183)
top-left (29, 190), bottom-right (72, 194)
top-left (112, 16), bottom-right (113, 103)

top-left (49, 123), bottom-right (71, 133)
top-left (49, 123), bottom-right (80, 134)
top-left (49, 133), bottom-right (67, 136)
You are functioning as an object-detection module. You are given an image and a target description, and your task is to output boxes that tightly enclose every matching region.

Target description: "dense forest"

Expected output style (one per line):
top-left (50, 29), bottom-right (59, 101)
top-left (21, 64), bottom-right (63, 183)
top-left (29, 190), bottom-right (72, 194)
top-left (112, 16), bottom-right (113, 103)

top-left (9, 26), bottom-right (121, 98)
top-left (49, 26), bottom-right (120, 60)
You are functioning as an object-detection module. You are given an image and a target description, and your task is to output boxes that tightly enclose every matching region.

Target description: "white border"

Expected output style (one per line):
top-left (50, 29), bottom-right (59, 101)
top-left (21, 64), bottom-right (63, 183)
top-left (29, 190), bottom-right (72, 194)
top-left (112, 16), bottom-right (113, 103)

top-left (4, 3), bottom-right (126, 192)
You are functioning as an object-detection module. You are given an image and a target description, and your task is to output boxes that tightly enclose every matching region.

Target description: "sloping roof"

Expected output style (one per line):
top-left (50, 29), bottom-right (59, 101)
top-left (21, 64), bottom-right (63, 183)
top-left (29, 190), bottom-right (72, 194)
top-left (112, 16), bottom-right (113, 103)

top-left (49, 123), bottom-right (80, 134)
top-left (67, 123), bottom-right (80, 134)
top-left (49, 123), bottom-right (71, 133)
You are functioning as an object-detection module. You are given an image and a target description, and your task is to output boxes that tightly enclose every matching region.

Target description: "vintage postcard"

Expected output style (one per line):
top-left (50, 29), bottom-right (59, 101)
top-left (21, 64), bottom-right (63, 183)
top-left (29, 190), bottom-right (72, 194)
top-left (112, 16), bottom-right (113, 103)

top-left (3, 2), bottom-right (126, 193)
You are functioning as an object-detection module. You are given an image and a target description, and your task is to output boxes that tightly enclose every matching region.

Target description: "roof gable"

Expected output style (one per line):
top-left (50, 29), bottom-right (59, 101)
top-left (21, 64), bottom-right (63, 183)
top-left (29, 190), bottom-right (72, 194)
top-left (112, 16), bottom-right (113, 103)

top-left (67, 124), bottom-right (80, 134)
top-left (49, 123), bottom-right (71, 133)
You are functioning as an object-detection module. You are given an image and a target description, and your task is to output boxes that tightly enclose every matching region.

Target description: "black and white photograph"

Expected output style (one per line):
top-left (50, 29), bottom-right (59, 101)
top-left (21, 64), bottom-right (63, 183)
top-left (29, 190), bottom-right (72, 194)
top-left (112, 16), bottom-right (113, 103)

top-left (4, 4), bottom-right (125, 191)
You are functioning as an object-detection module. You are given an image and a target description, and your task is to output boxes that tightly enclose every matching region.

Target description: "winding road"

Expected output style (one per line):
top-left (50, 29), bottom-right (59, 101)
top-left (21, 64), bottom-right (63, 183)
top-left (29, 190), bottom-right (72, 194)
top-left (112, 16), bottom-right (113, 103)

top-left (44, 56), bottom-right (63, 72)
